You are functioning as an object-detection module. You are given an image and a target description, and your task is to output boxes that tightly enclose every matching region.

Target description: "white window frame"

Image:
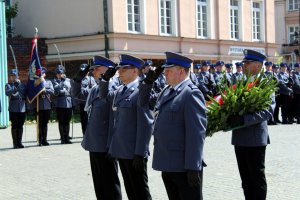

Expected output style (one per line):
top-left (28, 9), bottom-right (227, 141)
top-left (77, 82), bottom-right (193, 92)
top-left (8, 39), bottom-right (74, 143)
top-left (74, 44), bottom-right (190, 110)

top-left (127, 0), bottom-right (145, 33)
top-left (288, 25), bottom-right (299, 44)
top-left (229, 0), bottom-right (240, 40)
top-left (252, 1), bottom-right (264, 42)
top-left (158, 0), bottom-right (177, 36)
top-left (288, 0), bottom-right (299, 11)
top-left (196, 0), bottom-right (210, 39)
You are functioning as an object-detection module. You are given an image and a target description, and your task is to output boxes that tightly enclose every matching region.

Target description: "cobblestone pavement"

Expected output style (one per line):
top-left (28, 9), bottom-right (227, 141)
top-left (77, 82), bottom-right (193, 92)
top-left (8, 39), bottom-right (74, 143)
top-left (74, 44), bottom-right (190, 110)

top-left (0, 122), bottom-right (299, 200)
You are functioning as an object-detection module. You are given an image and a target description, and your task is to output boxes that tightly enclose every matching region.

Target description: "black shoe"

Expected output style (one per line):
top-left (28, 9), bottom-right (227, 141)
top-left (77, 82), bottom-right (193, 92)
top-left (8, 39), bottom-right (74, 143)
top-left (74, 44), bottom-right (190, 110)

top-left (65, 140), bottom-right (72, 144)
top-left (17, 143), bottom-right (24, 148)
top-left (275, 119), bottom-right (282, 123)
top-left (61, 140), bottom-right (66, 144)
top-left (42, 141), bottom-right (50, 146)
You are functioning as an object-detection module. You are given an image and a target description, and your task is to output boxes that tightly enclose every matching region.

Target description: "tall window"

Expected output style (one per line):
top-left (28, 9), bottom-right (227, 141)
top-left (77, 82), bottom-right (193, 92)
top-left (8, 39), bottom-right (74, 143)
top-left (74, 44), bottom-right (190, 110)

top-left (252, 2), bottom-right (262, 41)
top-left (127, 0), bottom-right (141, 32)
top-left (230, 0), bottom-right (239, 40)
top-left (288, 0), bottom-right (299, 11)
top-left (288, 26), bottom-right (299, 44)
top-left (160, 0), bottom-right (174, 35)
top-left (197, 0), bottom-right (208, 38)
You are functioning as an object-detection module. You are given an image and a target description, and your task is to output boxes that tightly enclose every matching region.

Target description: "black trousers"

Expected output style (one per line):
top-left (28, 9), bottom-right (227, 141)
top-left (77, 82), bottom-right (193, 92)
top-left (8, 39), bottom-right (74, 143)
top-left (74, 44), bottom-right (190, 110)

top-left (56, 107), bottom-right (72, 125)
top-left (9, 112), bottom-right (26, 129)
top-left (161, 171), bottom-right (203, 200)
top-left (79, 104), bottom-right (88, 135)
top-left (118, 159), bottom-right (152, 200)
top-left (295, 94), bottom-right (300, 118)
top-left (280, 94), bottom-right (292, 118)
top-left (89, 152), bottom-right (122, 200)
top-left (35, 109), bottom-right (51, 128)
top-left (235, 146), bottom-right (267, 200)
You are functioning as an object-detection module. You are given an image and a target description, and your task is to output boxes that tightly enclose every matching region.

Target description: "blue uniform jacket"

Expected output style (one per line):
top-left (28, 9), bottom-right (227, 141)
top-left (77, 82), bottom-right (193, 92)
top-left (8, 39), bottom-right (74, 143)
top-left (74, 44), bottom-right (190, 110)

top-left (292, 71), bottom-right (300, 94)
top-left (32, 79), bottom-right (54, 110)
top-left (77, 76), bottom-right (96, 105)
top-left (81, 79), bottom-right (119, 152)
top-left (99, 79), bottom-right (154, 159)
top-left (141, 79), bottom-right (207, 172)
top-left (278, 72), bottom-right (293, 95)
top-left (5, 81), bottom-right (26, 113)
top-left (232, 72), bottom-right (247, 85)
top-left (232, 93), bottom-right (276, 146)
top-left (52, 78), bottom-right (73, 108)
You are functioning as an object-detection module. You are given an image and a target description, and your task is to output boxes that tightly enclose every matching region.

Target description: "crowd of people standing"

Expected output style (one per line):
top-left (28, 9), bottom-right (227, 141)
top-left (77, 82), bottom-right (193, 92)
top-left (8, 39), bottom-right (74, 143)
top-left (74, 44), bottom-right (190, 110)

top-left (1, 49), bottom-right (300, 200)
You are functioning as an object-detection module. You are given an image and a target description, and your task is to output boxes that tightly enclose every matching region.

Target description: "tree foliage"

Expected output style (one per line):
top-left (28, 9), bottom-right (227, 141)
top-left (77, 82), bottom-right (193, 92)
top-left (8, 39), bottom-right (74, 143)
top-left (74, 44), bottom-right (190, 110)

top-left (5, 2), bottom-right (19, 20)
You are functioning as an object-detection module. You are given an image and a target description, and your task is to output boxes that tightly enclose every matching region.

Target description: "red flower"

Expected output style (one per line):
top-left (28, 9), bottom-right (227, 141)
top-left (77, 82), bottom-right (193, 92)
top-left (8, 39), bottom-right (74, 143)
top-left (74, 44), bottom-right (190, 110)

top-left (214, 95), bottom-right (224, 105)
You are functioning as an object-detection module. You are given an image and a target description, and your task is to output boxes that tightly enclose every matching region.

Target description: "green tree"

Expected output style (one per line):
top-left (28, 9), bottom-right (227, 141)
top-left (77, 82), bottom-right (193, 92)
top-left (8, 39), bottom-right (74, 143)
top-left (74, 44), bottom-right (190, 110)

top-left (5, 2), bottom-right (19, 36)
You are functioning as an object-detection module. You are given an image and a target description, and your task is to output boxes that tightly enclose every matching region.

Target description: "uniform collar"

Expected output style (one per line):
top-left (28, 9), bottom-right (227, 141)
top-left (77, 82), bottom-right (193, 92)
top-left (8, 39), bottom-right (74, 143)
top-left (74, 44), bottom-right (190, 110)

top-left (172, 77), bottom-right (189, 91)
top-left (124, 78), bottom-right (139, 89)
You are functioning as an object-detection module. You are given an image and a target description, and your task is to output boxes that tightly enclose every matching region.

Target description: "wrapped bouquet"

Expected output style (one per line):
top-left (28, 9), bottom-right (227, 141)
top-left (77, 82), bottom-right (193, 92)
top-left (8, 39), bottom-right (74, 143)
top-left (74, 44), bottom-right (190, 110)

top-left (206, 73), bottom-right (278, 137)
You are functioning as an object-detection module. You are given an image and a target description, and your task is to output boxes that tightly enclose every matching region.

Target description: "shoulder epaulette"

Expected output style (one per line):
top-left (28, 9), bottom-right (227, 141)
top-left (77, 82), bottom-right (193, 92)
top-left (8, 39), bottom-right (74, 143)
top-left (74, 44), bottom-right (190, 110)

top-left (188, 84), bottom-right (198, 90)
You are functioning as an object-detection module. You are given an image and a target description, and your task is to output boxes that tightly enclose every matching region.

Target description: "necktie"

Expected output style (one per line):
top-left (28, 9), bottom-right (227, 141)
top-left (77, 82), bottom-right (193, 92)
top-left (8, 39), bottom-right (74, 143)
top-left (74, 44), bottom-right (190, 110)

top-left (168, 87), bottom-right (175, 96)
top-left (121, 86), bottom-right (128, 95)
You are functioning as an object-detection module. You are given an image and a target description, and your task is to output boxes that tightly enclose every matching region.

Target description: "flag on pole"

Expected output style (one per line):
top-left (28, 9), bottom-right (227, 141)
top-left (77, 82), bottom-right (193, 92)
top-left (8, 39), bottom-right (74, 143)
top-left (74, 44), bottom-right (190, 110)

top-left (27, 36), bottom-right (45, 103)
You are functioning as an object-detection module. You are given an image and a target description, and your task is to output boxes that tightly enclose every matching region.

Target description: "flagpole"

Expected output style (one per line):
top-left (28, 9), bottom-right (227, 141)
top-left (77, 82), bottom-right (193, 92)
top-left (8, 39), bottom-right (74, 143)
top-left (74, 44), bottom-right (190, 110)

top-left (37, 97), bottom-right (40, 145)
top-left (34, 27), bottom-right (40, 145)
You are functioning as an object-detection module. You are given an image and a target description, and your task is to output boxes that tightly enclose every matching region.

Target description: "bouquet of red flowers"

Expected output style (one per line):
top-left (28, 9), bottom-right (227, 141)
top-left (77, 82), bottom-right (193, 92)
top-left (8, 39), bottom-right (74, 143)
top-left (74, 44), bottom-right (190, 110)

top-left (206, 73), bottom-right (278, 137)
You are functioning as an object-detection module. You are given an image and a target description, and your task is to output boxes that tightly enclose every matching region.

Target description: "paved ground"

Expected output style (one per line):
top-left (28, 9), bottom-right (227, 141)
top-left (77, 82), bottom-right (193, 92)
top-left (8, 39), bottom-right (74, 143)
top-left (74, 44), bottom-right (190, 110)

top-left (0, 122), bottom-right (299, 200)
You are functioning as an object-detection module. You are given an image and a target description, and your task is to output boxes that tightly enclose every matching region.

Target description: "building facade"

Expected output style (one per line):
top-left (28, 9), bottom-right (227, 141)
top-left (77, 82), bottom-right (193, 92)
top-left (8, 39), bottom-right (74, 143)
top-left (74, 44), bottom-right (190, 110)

top-left (12, 0), bottom-right (277, 66)
top-left (275, 0), bottom-right (300, 63)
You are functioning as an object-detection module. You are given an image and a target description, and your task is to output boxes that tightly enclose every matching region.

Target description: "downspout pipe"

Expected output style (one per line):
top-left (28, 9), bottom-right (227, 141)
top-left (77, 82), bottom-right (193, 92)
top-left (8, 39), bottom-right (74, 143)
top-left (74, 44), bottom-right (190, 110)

top-left (103, 0), bottom-right (109, 58)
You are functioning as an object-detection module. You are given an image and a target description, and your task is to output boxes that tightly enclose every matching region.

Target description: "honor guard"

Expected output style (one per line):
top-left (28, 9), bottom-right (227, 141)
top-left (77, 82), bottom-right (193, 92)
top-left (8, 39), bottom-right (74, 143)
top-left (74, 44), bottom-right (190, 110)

top-left (272, 64), bottom-right (281, 123)
top-left (5, 69), bottom-right (27, 148)
top-left (140, 52), bottom-right (207, 200)
top-left (81, 56), bottom-right (122, 200)
top-left (33, 67), bottom-right (54, 145)
top-left (78, 65), bottom-right (96, 135)
top-left (193, 63), bottom-right (201, 76)
top-left (197, 61), bottom-right (215, 99)
top-left (52, 65), bottom-right (73, 144)
top-left (278, 63), bottom-right (294, 124)
top-left (214, 61), bottom-right (225, 85)
top-left (227, 49), bottom-right (275, 200)
top-left (264, 62), bottom-right (276, 125)
top-left (292, 63), bottom-right (300, 124)
top-left (264, 61), bottom-right (273, 78)
top-left (99, 54), bottom-right (153, 200)
top-left (232, 62), bottom-right (246, 84)
top-left (225, 63), bottom-right (233, 85)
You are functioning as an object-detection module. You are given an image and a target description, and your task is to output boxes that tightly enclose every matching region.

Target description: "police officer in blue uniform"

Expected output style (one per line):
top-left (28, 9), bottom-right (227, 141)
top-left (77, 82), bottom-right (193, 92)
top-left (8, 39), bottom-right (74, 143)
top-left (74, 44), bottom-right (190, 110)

top-left (214, 61), bottom-right (225, 85)
top-left (264, 61), bottom-right (273, 78)
top-left (225, 63), bottom-right (233, 85)
top-left (193, 63), bottom-right (201, 75)
top-left (227, 49), bottom-right (275, 200)
top-left (197, 61), bottom-right (216, 99)
top-left (5, 69), bottom-right (26, 148)
top-left (232, 62), bottom-right (246, 84)
top-left (78, 67), bottom-right (96, 135)
top-left (139, 52), bottom-right (207, 200)
top-left (33, 67), bottom-right (54, 145)
top-left (99, 54), bottom-right (153, 200)
top-left (264, 62), bottom-right (277, 125)
top-left (272, 64), bottom-right (281, 123)
top-left (80, 56), bottom-right (122, 200)
top-left (278, 63), bottom-right (294, 124)
top-left (52, 65), bottom-right (73, 144)
top-left (292, 63), bottom-right (300, 124)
